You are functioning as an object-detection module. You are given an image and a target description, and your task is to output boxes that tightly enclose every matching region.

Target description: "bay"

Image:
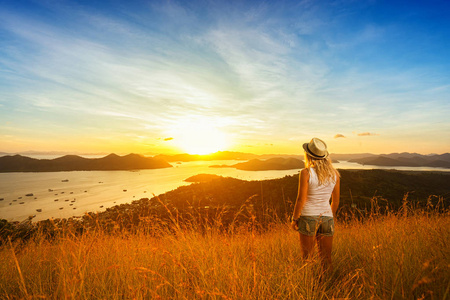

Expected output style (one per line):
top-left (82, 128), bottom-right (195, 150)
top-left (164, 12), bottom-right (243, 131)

top-left (0, 160), bottom-right (448, 222)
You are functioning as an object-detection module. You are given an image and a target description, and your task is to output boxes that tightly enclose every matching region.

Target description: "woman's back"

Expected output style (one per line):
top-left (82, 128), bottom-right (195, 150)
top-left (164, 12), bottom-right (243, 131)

top-left (301, 167), bottom-right (336, 217)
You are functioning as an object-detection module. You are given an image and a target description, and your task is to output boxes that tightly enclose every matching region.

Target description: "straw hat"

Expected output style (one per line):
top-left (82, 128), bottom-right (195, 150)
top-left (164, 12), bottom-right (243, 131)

top-left (302, 138), bottom-right (329, 159)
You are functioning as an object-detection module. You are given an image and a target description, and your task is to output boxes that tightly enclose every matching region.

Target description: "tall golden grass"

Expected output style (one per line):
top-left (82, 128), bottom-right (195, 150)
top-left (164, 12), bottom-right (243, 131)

top-left (0, 204), bottom-right (449, 299)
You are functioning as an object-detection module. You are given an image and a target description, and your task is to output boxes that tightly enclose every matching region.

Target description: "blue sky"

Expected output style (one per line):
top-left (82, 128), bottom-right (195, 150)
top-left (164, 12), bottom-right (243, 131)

top-left (0, 0), bottom-right (449, 155)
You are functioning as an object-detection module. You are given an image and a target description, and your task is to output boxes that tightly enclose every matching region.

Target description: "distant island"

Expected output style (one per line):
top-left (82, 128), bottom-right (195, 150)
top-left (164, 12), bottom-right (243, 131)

top-left (1, 151), bottom-right (449, 172)
top-left (0, 153), bottom-right (172, 172)
top-left (154, 151), bottom-right (257, 162)
top-left (344, 153), bottom-right (450, 169)
top-left (210, 157), bottom-right (305, 171)
top-left (154, 151), bottom-right (303, 162)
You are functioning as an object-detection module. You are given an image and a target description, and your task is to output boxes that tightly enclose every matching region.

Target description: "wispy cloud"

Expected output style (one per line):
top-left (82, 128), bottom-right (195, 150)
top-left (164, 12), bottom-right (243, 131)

top-left (334, 134), bottom-right (345, 138)
top-left (357, 132), bottom-right (379, 137)
top-left (0, 0), bottom-right (449, 154)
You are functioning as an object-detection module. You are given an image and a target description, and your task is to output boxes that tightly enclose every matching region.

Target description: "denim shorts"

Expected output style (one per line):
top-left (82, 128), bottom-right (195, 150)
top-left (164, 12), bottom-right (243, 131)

top-left (296, 216), bottom-right (334, 236)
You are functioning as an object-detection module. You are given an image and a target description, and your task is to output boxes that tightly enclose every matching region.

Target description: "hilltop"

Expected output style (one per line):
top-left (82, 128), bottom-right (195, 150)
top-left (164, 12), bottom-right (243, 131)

top-left (0, 153), bottom-right (172, 172)
top-left (1, 212), bottom-right (448, 299)
top-left (85, 169), bottom-right (450, 232)
top-left (1, 171), bottom-right (448, 299)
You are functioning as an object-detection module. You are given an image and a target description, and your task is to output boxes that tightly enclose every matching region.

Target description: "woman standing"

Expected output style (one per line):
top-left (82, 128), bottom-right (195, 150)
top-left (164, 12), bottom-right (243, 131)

top-left (291, 138), bottom-right (340, 270)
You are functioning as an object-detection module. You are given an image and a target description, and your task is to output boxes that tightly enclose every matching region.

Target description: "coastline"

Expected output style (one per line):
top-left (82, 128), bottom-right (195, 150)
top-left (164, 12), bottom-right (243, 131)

top-left (1, 168), bottom-right (449, 224)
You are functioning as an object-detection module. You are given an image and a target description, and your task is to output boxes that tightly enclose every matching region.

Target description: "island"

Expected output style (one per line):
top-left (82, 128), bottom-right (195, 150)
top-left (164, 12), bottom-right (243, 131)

top-left (153, 151), bottom-right (303, 162)
top-left (210, 157), bottom-right (305, 171)
top-left (0, 153), bottom-right (172, 172)
top-left (348, 153), bottom-right (450, 168)
top-left (154, 151), bottom-right (258, 162)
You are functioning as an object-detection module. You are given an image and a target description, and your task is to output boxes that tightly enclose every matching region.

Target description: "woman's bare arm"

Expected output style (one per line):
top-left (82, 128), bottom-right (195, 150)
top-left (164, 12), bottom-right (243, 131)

top-left (291, 169), bottom-right (309, 229)
top-left (331, 176), bottom-right (340, 217)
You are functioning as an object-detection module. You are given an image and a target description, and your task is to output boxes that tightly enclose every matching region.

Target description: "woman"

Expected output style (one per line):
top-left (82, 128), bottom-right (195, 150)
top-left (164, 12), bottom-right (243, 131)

top-left (291, 138), bottom-right (340, 270)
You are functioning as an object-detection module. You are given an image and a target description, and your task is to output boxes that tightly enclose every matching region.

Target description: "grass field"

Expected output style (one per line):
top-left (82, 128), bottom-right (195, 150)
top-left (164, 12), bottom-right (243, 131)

top-left (0, 208), bottom-right (449, 299)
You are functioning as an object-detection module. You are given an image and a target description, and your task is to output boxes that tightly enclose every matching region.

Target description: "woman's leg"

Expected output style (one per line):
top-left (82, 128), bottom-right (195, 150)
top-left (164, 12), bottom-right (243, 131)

top-left (316, 235), bottom-right (333, 271)
top-left (299, 233), bottom-right (316, 259)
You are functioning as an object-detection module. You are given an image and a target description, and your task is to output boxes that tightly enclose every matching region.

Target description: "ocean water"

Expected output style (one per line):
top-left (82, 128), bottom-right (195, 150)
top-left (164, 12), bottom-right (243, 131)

top-left (0, 160), bottom-right (300, 222)
top-left (0, 160), bottom-right (448, 222)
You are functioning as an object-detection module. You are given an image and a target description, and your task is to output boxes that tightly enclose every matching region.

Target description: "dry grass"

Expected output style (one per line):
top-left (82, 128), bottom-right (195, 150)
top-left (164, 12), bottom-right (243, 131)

top-left (0, 211), bottom-right (449, 299)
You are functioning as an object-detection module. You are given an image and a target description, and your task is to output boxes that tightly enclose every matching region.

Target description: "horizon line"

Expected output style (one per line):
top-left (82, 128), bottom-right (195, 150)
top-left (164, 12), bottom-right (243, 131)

top-left (1, 150), bottom-right (448, 157)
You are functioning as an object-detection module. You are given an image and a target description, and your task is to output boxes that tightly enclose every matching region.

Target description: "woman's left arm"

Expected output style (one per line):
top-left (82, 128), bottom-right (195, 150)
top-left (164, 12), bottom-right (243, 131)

top-left (331, 177), bottom-right (340, 217)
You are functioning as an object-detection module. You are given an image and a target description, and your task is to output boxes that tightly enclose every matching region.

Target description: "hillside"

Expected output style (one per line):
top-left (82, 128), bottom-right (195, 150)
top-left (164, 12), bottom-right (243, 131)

top-left (1, 214), bottom-right (448, 299)
top-left (0, 170), bottom-right (449, 299)
top-left (1, 186), bottom-right (448, 299)
top-left (184, 174), bottom-right (223, 182)
top-left (0, 154), bottom-right (172, 172)
top-left (83, 169), bottom-right (450, 233)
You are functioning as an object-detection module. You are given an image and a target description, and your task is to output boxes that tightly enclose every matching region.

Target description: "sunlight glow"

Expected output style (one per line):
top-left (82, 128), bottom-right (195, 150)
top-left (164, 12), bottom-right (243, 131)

top-left (169, 120), bottom-right (230, 155)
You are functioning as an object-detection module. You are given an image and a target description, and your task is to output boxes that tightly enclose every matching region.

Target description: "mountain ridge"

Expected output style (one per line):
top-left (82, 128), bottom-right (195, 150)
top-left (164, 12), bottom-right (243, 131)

top-left (0, 154), bottom-right (172, 172)
top-left (348, 153), bottom-right (450, 168)
top-left (1, 151), bottom-right (449, 169)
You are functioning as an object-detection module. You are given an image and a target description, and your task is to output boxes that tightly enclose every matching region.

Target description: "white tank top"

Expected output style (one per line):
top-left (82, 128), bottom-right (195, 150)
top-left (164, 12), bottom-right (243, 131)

top-left (301, 168), bottom-right (336, 217)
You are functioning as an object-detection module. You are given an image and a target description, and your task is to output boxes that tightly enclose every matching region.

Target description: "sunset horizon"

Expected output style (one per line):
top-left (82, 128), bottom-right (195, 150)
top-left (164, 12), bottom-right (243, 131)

top-left (1, 0), bottom-right (449, 157)
top-left (1, 147), bottom-right (449, 158)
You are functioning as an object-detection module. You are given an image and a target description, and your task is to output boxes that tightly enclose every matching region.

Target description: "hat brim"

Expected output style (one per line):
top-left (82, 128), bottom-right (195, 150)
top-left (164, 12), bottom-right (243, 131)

top-left (303, 143), bottom-right (328, 159)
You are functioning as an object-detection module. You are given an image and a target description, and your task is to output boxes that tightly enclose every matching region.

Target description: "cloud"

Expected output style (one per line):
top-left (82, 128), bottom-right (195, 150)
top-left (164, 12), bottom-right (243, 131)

top-left (164, 137), bottom-right (173, 141)
top-left (357, 132), bottom-right (379, 136)
top-left (0, 0), bottom-right (448, 154)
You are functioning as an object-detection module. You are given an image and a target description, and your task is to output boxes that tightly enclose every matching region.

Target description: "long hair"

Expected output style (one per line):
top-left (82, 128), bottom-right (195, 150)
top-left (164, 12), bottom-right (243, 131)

top-left (304, 153), bottom-right (340, 185)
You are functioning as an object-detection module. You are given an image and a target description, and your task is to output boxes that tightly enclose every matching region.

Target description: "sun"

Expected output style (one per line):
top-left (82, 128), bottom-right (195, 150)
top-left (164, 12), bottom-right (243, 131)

top-left (169, 120), bottom-right (230, 155)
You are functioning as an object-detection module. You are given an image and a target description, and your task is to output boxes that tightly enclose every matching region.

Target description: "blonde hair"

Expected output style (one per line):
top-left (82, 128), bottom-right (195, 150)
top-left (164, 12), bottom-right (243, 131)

top-left (304, 153), bottom-right (340, 185)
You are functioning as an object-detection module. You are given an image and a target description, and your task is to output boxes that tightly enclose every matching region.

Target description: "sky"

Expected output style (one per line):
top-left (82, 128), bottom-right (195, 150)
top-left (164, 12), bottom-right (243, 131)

top-left (0, 0), bottom-right (449, 155)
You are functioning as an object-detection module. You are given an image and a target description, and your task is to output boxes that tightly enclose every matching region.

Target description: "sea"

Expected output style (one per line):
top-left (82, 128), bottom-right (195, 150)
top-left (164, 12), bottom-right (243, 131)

top-left (0, 158), bottom-right (448, 222)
